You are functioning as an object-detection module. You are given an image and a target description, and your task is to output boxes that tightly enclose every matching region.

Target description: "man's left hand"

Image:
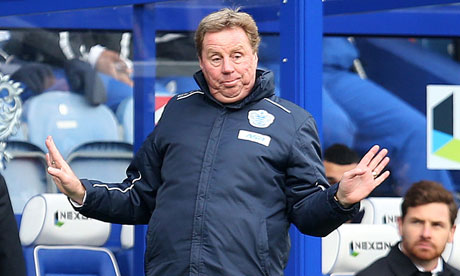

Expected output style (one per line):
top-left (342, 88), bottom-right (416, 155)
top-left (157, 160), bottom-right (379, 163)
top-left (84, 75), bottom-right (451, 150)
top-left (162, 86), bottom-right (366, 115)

top-left (335, 145), bottom-right (390, 207)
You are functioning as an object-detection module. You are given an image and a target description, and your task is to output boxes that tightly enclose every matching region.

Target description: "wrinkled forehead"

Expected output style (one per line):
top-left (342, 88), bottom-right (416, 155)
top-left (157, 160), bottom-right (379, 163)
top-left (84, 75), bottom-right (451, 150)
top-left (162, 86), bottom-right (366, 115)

top-left (201, 28), bottom-right (254, 53)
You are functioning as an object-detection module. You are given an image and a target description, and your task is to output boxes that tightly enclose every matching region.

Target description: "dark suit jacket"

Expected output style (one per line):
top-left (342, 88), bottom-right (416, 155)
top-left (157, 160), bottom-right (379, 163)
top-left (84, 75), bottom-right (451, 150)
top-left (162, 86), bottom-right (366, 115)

top-left (0, 173), bottom-right (26, 276)
top-left (356, 243), bottom-right (460, 276)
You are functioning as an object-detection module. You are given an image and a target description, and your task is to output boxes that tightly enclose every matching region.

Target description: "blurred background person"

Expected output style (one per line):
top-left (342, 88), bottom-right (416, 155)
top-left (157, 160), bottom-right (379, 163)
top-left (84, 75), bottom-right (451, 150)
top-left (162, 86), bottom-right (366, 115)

top-left (357, 180), bottom-right (459, 275)
top-left (324, 143), bottom-right (360, 185)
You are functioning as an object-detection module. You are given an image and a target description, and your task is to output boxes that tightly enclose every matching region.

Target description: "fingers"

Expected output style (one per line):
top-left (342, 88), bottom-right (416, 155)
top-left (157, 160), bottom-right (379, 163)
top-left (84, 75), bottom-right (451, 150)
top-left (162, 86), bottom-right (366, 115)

top-left (116, 73), bottom-right (134, 87)
top-left (358, 145), bottom-right (380, 167)
top-left (368, 148), bottom-right (389, 173)
top-left (45, 136), bottom-right (65, 169)
top-left (358, 145), bottom-right (389, 172)
top-left (373, 170), bottom-right (391, 187)
top-left (372, 156), bottom-right (390, 177)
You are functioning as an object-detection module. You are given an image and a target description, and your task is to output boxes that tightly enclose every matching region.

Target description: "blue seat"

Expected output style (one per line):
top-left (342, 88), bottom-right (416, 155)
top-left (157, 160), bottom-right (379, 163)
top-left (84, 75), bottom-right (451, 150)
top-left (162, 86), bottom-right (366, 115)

top-left (23, 91), bottom-right (121, 159)
top-left (20, 193), bottom-right (120, 276)
top-left (2, 141), bottom-right (53, 214)
top-left (443, 212), bottom-right (460, 270)
top-left (66, 141), bottom-right (133, 183)
top-left (115, 97), bottom-right (133, 144)
top-left (7, 122), bottom-right (28, 141)
top-left (156, 76), bottom-right (198, 94)
top-left (114, 224), bottom-right (149, 276)
top-left (322, 224), bottom-right (400, 275)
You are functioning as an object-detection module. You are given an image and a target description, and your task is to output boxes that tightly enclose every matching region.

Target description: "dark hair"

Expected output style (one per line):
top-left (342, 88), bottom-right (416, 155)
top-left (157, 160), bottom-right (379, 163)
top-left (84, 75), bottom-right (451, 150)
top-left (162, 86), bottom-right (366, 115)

top-left (401, 180), bottom-right (458, 226)
top-left (324, 144), bottom-right (360, 165)
top-left (194, 8), bottom-right (260, 59)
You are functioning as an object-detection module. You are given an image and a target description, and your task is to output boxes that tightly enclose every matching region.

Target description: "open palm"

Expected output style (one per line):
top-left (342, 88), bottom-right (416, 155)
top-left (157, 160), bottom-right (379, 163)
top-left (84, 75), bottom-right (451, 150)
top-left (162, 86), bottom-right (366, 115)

top-left (336, 145), bottom-right (390, 207)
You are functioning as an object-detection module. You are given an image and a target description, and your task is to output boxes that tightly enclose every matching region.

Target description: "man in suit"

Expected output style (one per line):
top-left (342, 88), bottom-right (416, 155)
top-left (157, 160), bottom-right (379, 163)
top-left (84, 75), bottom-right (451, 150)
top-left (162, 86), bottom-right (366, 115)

top-left (357, 180), bottom-right (460, 275)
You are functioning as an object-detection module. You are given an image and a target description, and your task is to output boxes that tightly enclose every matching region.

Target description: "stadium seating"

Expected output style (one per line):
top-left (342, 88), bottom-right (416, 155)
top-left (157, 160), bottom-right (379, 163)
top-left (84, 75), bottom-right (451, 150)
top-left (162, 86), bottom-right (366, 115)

top-left (442, 211), bottom-right (460, 270)
top-left (360, 197), bottom-right (403, 227)
top-left (2, 141), bottom-right (54, 214)
top-left (323, 208), bottom-right (460, 275)
top-left (117, 225), bottom-right (135, 276)
top-left (7, 121), bottom-right (28, 141)
top-left (156, 76), bottom-right (198, 95)
top-left (23, 91), bottom-right (121, 159)
top-left (116, 97), bottom-right (134, 144)
top-left (322, 224), bottom-right (400, 275)
top-left (20, 193), bottom-right (120, 276)
top-left (66, 141), bottom-right (133, 183)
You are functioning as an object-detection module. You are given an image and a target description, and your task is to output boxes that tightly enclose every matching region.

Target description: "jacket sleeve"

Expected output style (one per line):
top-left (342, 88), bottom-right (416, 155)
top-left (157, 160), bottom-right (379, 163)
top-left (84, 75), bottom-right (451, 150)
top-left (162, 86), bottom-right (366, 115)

top-left (285, 115), bottom-right (359, 236)
top-left (75, 132), bottom-right (162, 225)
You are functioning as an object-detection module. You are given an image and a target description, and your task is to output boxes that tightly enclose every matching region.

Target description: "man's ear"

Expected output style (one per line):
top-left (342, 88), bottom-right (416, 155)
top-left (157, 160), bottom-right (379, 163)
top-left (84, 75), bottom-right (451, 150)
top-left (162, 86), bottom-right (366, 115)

top-left (397, 216), bottom-right (403, 236)
top-left (448, 224), bottom-right (456, 243)
top-left (198, 57), bottom-right (203, 69)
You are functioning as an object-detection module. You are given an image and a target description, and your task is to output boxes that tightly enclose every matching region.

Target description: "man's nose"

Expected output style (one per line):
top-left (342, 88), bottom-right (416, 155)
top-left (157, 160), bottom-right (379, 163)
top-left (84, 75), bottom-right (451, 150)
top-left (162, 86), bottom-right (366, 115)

top-left (421, 224), bottom-right (432, 238)
top-left (222, 57), bottom-right (234, 73)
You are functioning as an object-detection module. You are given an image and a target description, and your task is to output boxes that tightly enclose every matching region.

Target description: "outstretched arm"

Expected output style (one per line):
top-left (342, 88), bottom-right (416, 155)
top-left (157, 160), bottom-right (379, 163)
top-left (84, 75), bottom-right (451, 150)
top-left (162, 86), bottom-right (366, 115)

top-left (45, 136), bottom-right (86, 204)
top-left (335, 145), bottom-right (390, 207)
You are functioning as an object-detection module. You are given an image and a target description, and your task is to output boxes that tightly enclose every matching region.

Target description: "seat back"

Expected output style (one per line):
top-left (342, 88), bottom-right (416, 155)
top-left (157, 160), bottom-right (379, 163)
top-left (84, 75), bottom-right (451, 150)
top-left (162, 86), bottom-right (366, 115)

top-left (19, 193), bottom-right (120, 276)
top-left (116, 97), bottom-right (133, 144)
top-left (66, 141), bottom-right (133, 183)
top-left (23, 91), bottom-right (120, 159)
top-left (360, 197), bottom-right (403, 227)
top-left (34, 245), bottom-right (120, 276)
top-left (3, 141), bottom-right (53, 214)
top-left (322, 224), bottom-right (400, 275)
top-left (121, 225), bottom-right (134, 250)
top-left (116, 225), bottom-right (149, 276)
top-left (442, 211), bottom-right (460, 270)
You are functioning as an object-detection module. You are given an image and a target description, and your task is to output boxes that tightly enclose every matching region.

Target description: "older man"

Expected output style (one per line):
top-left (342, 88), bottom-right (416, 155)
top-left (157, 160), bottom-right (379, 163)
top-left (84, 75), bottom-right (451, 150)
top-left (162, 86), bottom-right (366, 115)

top-left (357, 180), bottom-right (460, 275)
top-left (45, 8), bottom-right (390, 276)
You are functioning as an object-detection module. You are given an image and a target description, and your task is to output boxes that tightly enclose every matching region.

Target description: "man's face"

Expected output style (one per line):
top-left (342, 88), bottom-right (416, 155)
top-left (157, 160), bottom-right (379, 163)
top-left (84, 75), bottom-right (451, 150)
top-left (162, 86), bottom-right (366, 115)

top-left (399, 203), bottom-right (456, 265)
top-left (323, 161), bottom-right (357, 184)
top-left (199, 27), bottom-right (258, 104)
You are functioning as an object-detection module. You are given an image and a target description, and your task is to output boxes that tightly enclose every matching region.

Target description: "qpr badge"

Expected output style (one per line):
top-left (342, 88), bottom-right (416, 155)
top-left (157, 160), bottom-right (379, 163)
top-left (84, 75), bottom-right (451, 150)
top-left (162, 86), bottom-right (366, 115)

top-left (0, 73), bottom-right (23, 169)
top-left (248, 110), bottom-right (275, 128)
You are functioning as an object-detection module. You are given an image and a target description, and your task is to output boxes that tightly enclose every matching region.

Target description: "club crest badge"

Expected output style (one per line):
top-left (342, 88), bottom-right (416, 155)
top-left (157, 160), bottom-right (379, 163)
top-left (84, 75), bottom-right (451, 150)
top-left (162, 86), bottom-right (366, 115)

top-left (248, 110), bottom-right (274, 128)
top-left (0, 73), bottom-right (23, 169)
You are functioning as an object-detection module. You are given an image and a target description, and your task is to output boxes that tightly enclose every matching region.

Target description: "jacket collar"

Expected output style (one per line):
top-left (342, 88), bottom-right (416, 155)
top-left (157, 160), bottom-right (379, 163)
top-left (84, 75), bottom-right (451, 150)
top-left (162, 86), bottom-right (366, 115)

top-left (193, 69), bottom-right (276, 109)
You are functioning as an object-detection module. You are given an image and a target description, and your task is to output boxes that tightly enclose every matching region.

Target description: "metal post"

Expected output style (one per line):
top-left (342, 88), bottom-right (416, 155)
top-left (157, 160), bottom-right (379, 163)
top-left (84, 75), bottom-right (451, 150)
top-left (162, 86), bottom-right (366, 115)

top-left (280, 0), bottom-right (323, 275)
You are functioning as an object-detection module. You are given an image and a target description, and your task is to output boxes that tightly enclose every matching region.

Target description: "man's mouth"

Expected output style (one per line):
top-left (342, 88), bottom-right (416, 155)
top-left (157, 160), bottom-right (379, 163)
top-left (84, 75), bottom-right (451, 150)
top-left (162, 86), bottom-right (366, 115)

top-left (222, 79), bottom-right (239, 86)
top-left (415, 241), bottom-right (434, 250)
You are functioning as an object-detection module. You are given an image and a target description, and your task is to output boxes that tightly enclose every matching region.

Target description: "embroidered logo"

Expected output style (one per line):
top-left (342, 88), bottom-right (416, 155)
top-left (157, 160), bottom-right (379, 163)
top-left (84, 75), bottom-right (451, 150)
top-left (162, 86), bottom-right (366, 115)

top-left (238, 130), bottom-right (271, 147)
top-left (248, 110), bottom-right (275, 128)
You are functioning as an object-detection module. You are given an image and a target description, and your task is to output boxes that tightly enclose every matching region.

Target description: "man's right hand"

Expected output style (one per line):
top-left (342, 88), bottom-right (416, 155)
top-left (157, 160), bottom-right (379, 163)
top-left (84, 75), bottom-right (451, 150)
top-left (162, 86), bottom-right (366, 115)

top-left (45, 136), bottom-right (86, 205)
top-left (96, 49), bottom-right (133, 87)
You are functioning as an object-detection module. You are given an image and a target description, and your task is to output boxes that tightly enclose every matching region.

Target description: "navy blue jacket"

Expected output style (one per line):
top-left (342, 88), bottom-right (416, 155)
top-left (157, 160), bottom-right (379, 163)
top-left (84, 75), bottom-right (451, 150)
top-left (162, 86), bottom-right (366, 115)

top-left (77, 69), bottom-right (358, 276)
